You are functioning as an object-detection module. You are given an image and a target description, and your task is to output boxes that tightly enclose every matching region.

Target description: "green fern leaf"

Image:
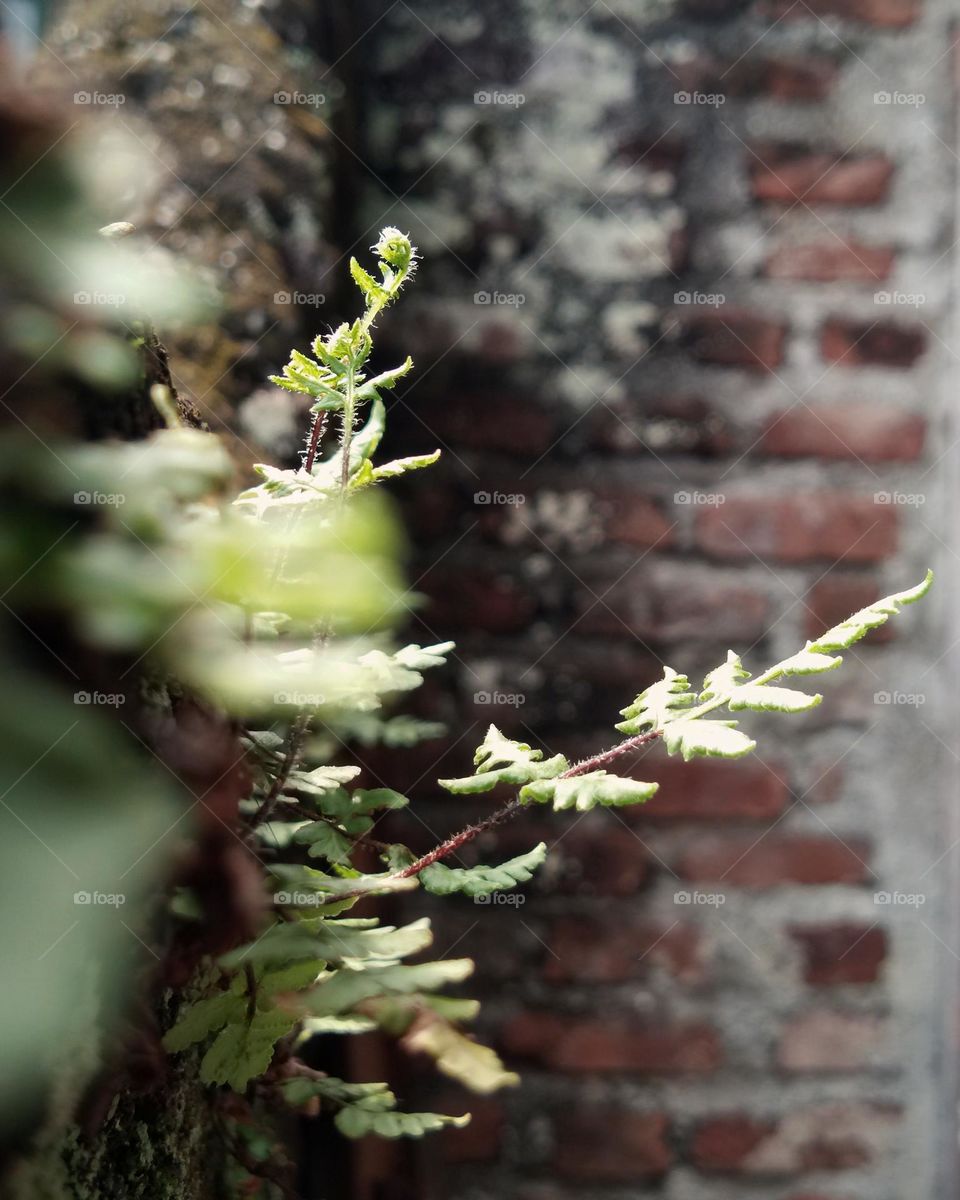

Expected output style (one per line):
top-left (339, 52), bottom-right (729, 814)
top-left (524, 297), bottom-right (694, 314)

top-left (335, 1106), bottom-right (469, 1139)
top-left (199, 1009), bottom-right (297, 1092)
top-left (663, 719), bottom-right (756, 761)
top-left (162, 992), bottom-right (245, 1052)
top-left (616, 667), bottom-right (697, 734)
top-left (808, 569), bottom-right (933, 652)
top-left (520, 772), bottom-right (658, 811)
top-left (420, 843), bottom-right (547, 896)
top-left (727, 684), bottom-right (821, 713)
top-left (775, 648), bottom-right (844, 675)
top-left (403, 1016), bottom-right (519, 1093)
top-left (293, 822), bottom-right (354, 862)
top-left (439, 725), bottom-right (568, 794)
top-left (304, 959), bottom-right (475, 1016)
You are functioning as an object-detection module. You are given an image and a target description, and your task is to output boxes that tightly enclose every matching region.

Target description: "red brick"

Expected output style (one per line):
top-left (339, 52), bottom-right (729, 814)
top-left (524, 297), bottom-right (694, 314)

top-left (694, 1104), bottom-right (900, 1174)
top-left (475, 317), bottom-right (528, 364)
top-left (414, 391), bottom-right (556, 456)
top-left (502, 1012), bottom-right (721, 1073)
top-left (750, 146), bottom-right (894, 206)
top-left (543, 917), bottom-right (705, 983)
top-left (804, 574), bottom-right (893, 644)
top-left (678, 835), bottom-right (870, 887)
top-left (680, 0), bottom-right (752, 17)
top-left (421, 565), bottom-right (537, 634)
top-left (614, 129), bottom-right (687, 174)
top-left (766, 0), bottom-right (920, 27)
top-left (546, 827), bottom-right (653, 896)
top-left (778, 1009), bottom-right (886, 1071)
top-left (577, 573), bottom-right (770, 644)
top-left (679, 310), bottom-right (787, 370)
top-left (438, 1095), bottom-right (504, 1162)
top-left (765, 239), bottom-right (894, 282)
top-left (693, 1115), bottom-right (773, 1170)
top-left (673, 53), bottom-right (837, 102)
top-left (800, 759), bottom-right (846, 806)
top-left (598, 490), bottom-right (677, 548)
top-left (627, 757), bottom-right (789, 822)
top-left (761, 404), bottom-right (925, 462)
top-left (554, 1108), bottom-right (672, 1180)
top-left (821, 318), bottom-right (926, 367)
top-left (725, 56), bottom-right (839, 101)
top-left (585, 394), bottom-right (731, 456)
top-left (695, 493), bottom-right (898, 563)
top-left (790, 923), bottom-right (887, 985)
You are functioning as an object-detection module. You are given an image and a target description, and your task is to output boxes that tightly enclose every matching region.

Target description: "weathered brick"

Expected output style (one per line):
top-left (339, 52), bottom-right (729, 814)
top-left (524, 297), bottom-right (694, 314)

top-left (438, 1095), bottom-right (504, 1162)
top-left (543, 916), bottom-right (705, 983)
top-left (585, 394), bottom-right (731, 457)
top-left (692, 1115), bottom-right (773, 1171)
top-left (778, 1009), bottom-right (886, 1071)
top-left (502, 1011), bottom-right (721, 1073)
top-left (765, 0), bottom-right (921, 27)
top-left (805, 574), bottom-right (893, 643)
top-left (725, 55), bottom-right (839, 101)
top-left (790, 923), bottom-right (888, 984)
top-left (678, 835), bottom-right (870, 887)
top-left (695, 493), bottom-right (898, 563)
top-left (627, 757), bottom-right (789, 822)
top-left (679, 310), bottom-right (787, 370)
top-left (554, 1108), bottom-right (672, 1180)
top-left (421, 564), bottom-right (538, 634)
top-left (597, 490), bottom-right (677, 548)
top-left (750, 146), bottom-right (894, 205)
top-left (761, 404), bottom-right (924, 462)
top-left (765, 239), bottom-right (894, 282)
top-left (821, 317), bottom-right (926, 367)
top-left (412, 391), bottom-right (556, 456)
top-left (544, 827), bottom-right (653, 895)
top-left (576, 572), bottom-right (770, 644)
top-left (693, 1103), bottom-right (900, 1173)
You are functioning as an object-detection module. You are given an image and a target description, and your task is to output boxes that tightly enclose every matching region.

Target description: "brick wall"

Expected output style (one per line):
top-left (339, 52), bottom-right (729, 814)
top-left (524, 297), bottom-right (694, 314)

top-left (344, 1), bottom-right (957, 1197)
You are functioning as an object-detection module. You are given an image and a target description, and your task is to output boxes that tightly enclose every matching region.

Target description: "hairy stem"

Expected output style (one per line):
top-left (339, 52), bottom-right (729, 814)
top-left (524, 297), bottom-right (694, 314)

top-left (395, 729), bottom-right (662, 879)
top-left (303, 410), bottom-right (328, 474)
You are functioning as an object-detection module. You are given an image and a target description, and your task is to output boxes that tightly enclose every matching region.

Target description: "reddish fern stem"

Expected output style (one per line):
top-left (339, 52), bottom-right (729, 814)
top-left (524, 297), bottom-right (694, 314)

top-left (395, 729), bottom-right (661, 879)
top-left (303, 410), bottom-right (328, 473)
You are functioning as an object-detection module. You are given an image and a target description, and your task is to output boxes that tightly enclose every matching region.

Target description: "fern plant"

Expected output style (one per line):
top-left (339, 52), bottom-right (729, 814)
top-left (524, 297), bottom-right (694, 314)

top-left (137, 229), bottom-right (934, 1184)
